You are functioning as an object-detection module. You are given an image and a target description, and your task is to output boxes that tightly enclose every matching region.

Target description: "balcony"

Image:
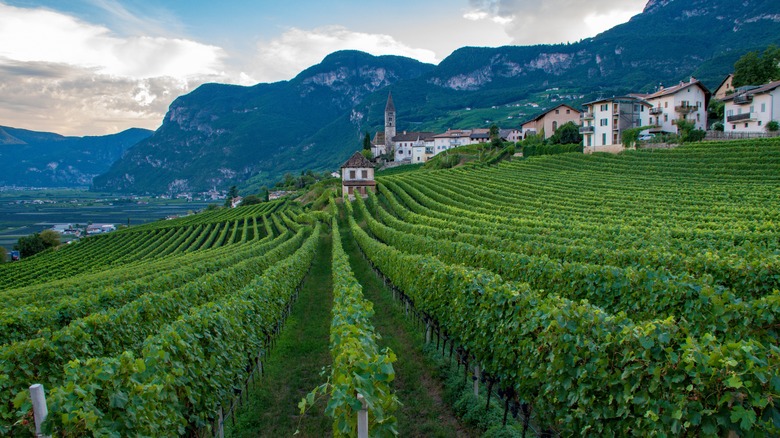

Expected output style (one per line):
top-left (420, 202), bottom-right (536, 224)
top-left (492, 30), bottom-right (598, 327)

top-left (649, 107), bottom-right (663, 115)
top-left (579, 125), bottom-right (595, 134)
top-left (727, 112), bottom-right (756, 123)
top-left (580, 112), bottom-right (594, 120)
top-left (733, 94), bottom-right (753, 105)
top-left (675, 103), bottom-right (698, 114)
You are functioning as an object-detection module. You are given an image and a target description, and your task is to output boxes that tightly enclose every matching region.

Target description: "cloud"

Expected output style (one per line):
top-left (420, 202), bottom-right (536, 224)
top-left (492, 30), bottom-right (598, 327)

top-left (249, 26), bottom-right (440, 83)
top-left (464, 0), bottom-right (646, 44)
top-left (0, 2), bottom-right (239, 135)
top-left (0, 3), bottom-right (225, 79)
top-left (0, 61), bottom-right (213, 135)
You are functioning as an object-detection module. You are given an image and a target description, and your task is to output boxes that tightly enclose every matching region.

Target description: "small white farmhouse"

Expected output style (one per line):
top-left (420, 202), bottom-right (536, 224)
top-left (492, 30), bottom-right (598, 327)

top-left (340, 151), bottom-right (376, 200)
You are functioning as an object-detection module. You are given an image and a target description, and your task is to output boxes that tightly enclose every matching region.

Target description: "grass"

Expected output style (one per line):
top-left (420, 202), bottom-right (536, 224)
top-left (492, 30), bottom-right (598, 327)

top-left (339, 218), bottom-right (478, 437)
top-left (227, 231), bottom-right (334, 437)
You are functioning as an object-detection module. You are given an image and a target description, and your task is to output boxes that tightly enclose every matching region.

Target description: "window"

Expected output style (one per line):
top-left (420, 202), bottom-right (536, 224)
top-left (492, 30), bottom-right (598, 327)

top-left (759, 121), bottom-right (763, 126)
top-left (600, 118), bottom-right (608, 126)
top-left (732, 124), bottom-right (736, 130)
top-left (602, 133), bottom-right (607, 145)
top-left (762, 103), bottom-right (767, 112)
top-left (552, 121), bottom-right (558, 130)
top-left (555, 109), bottom-right (560, 114)
top-left (750, 105), bottom-right (755, 113)
top-left (566, 109), bottom-right (571, 114)
top-left (361, 170), bottom-right (367, 179)
top-left (664, 114), bottom-right (668, 122)
top-left (745, 123), bottom-right (749, 128)
top-left (664, 102), bottom-right (668, 108)
top-left (349, 170), bottom-right (355, 179)
top-left (727, 109), bottom-right (734, 116)
top-left (600, 104), bottom-right (608, 111)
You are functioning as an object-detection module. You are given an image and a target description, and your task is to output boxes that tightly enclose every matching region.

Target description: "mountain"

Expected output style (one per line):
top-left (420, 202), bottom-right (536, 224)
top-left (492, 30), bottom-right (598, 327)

top-left (92, 52), bottom-right (434, 194)
top-left (94, 0), bottom-right (780, 194)
top-left (0, 127), bottom-right (152, 187)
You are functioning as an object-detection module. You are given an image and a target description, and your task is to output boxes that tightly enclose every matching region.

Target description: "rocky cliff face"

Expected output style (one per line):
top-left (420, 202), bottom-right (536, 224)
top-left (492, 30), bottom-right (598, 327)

top-left (93, 51), bottom-right (434, 194)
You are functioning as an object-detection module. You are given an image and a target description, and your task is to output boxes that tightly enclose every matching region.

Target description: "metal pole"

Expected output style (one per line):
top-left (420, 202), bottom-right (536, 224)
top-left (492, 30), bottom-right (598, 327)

top-left (357, 393), bottom-right (369, 438)
top-left (29, 384), bottom-right (51, 438)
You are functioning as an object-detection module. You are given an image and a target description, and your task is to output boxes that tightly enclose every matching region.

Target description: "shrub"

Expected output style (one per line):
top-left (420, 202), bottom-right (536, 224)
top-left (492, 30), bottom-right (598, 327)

top-left (767, 120), bottom-right (779, 132)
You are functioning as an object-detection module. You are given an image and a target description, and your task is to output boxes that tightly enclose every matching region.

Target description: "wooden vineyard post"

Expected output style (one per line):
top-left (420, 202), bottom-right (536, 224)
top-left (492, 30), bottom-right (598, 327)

top-left (29, 384), bottom-right (51, 438)
top-left (357, 393), bottom-right (368, 438)
top-left (216, 407), bottom-right (224, 438)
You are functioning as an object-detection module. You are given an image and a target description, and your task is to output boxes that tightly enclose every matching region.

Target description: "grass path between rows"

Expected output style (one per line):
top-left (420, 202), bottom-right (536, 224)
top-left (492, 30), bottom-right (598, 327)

top-left (340, 219), bottom-right (478, 437)
top-left (228, 231), bottom-right (333, 437)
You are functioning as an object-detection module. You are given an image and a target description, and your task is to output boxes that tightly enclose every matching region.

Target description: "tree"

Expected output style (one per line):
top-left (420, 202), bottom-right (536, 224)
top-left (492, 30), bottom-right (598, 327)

top-left (549, 121), bottom-right (582, 145)
top-left (15, 234), bottom-right (45, 257)
top-left (489, 124), bottom-right (503, 148)
top-left (733, 45), bottom-right (780, 87)
top-left (676, 119), bottom-right (706, 143)
top-left (363, 132), bottom-right (372, 150)
top-left (241, 194), bottom-right (263, 205)
top-left (361, 149), bottom-right (374, 161)
top-left (40, 230), bottom-right (61, 248)
top-left (0, 246), bottom-right (6, 263)
top-left (767, 120), bottom-right (779, 132)
top-left (224, 185), bottom-right (239, 207)
top-left (708, 99), bottom-right (725, 127)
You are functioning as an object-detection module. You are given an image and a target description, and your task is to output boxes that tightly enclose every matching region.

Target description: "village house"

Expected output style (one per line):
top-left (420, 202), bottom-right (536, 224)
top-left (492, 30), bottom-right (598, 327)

top-left (394, 131), bottom-right (435, 162)
top-left (520, 104), bottom-right (581, 139)
top-left (341, 151), bottom-right (376, 200)
top-left (721, 80), bottom-right (780, 133)
top-left (580, 97), bottom-right (651, 153)
top-left (714, 74), bottom-right (735, 100)
top-left (499, 128), bottom-right (522, 143)
top-left (634, 77), bottom-right (710, 133)
top-left (432, 129), bottom-right (474, 153)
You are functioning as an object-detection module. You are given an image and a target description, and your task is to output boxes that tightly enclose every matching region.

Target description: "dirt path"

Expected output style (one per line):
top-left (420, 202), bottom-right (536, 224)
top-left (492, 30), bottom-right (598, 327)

top-left (228, 232), bottom-right (333, 438)
top-left (340, 221), bottom-right (478, 438)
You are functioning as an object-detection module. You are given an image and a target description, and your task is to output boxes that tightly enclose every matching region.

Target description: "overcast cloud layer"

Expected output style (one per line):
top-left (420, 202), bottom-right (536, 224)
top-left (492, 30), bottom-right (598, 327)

top-left (0, 0), bottom-right (646, 136)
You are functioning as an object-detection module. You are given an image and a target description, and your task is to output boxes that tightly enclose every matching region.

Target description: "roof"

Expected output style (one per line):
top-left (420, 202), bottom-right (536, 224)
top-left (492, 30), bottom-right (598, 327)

top-left (642, 78), bottom-right (711, 100)
top-left (341, 151), bottom-right (374, 169)
top-left (372, 132), bottom-right (385, 146)
top-left (521, 104), bottom-right (581, 125)
top-left (721, 80), bottom-right (780, 102)
top-left (583, 95), bottom-right (651, 106)
top-left (433, 129), bottom-right (472, 138)
top-left (470, 128), bottom-right (490, 139)
top-left (385, 92), bottom-right (395, 113)
top-left (392, 131), bottom-right (435, 142)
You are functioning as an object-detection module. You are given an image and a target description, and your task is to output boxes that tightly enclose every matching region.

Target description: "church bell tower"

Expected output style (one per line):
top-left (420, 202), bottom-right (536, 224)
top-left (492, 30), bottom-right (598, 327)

top-left (384, 92), bottom-right (396, 152)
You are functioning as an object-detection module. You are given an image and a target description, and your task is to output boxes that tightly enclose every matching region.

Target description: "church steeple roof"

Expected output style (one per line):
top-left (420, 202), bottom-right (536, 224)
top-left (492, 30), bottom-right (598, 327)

top-left (385, 92), bottom-right (395, 112)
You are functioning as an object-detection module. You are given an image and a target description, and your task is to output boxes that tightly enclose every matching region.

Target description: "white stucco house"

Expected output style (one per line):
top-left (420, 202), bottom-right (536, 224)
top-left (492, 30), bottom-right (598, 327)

top-left (721, 80), bottom-right (780, 133)
top-left (580, 97), bottom-right (651, 153)
top-left (635, 77), bottom-right (710, 133)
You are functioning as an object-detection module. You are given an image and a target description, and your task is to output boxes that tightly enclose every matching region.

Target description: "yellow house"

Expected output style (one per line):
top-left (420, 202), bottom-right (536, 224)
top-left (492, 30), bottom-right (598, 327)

top-left (521, 104), bottom-right (581, 139)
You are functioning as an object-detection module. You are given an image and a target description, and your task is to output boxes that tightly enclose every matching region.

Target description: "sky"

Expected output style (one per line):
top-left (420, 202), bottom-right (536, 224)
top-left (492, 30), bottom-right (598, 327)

top-left (0, 0), bottom-right (647, 136)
